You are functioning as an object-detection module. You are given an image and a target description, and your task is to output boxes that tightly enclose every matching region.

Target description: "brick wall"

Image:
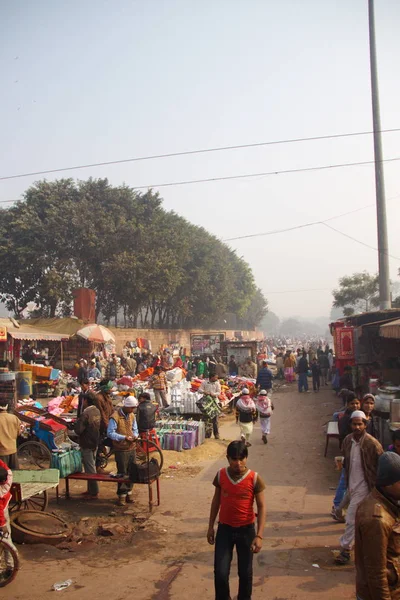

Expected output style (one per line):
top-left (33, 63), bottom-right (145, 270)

top-left (108, 327), bottom-right (263, 354)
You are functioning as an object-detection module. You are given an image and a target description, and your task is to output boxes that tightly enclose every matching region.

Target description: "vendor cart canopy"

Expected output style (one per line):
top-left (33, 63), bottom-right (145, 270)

top-left (76, 323), bottom-right (115, 343)
top-left (9, 325), bottom-right (68, 341)
top-left (0, 318), bottom-right (69, 341)
top-left (380, 318), bottom-right (400, 339)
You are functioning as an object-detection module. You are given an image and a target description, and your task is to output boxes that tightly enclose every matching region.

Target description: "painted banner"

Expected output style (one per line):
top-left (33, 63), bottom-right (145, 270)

top-left (190, 333), bottom-right (225, 355)
top-left (334, 326), bottom-right (355, 360)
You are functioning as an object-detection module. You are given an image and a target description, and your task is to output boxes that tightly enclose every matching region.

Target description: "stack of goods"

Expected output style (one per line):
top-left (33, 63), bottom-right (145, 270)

top-left (155, 418), bottom-right (206, 451)
top-left (47, 395), bottom-right (79, 416)
top-left (227, 377), bottom-right (257, 397)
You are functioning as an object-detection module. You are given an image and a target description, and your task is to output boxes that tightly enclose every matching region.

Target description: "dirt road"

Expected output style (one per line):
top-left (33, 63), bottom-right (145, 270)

top-left (9, 385), bottom-right (355, 599)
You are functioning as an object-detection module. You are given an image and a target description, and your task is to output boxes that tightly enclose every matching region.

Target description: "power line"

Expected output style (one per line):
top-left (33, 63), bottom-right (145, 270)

top-left (1, 127), bottom-right (400, 182)
top-left (129, 156), bottom-right (400, 190)
top-left (321, 222), bottom-right (400, 261)
top-left (223, 193), bottom-right (400, 242)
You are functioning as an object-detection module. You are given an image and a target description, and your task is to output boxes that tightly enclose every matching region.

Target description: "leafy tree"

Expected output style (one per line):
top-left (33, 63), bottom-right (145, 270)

top-left (0, 178), bottom-right (266, 328)
top-left (332, 272), bottom-right (379, 316)
top-left (240, 288), bottom-right (268, 329)
top-left (280, 318), bottom-right (303, 337)
top-left (260, 311), bottom-right (280, 335)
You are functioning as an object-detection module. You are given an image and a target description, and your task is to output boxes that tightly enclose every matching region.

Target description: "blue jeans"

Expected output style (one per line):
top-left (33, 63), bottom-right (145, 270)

top-left (298, 373), bottom-right (308, 392)
top-left (333, 469), bottom-right (347, 508)
top-left (214, 523), bottom-right (255, 600)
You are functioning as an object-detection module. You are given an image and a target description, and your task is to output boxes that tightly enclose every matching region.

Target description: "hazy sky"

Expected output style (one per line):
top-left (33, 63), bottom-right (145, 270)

top-left (1, 0), bottom-right (400, 320)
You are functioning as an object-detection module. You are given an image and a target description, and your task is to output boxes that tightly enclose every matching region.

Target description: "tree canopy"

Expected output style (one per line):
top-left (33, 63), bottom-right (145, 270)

top-left (0, 178), bottom-right (267, 329)
top-left (332, 272), bottom-right (379, 316)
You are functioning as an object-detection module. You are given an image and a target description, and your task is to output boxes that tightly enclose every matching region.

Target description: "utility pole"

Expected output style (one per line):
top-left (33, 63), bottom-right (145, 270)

top-left (368, 0), bottom-right (391, 310)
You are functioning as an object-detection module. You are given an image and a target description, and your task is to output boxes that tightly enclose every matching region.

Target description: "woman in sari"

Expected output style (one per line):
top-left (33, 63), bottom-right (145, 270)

top-left (284, 351), bottom-right (296, 383)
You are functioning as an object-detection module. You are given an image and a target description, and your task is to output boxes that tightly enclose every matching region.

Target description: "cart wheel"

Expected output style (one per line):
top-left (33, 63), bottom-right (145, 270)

top-left (0, 538), bottom-right (19, 587)
top-left (9, 490), bottom-right (49, 514)
top-left (135, 440), bottom-right (164, 473)
top-left (17, 441), bottom-right (52, 470)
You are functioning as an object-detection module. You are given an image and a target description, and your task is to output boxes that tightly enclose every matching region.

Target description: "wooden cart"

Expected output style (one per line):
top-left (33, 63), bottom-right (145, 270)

top-left (10, 469), bottom-right (60, 513)
top-left (14, 405), bottom-right (69, 470)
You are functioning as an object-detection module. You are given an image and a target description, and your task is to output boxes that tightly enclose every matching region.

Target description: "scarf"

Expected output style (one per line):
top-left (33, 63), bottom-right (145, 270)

top-left (236, 395), bottom-right (256, 412)
top-left (255, 396), bottom-right (270, 413)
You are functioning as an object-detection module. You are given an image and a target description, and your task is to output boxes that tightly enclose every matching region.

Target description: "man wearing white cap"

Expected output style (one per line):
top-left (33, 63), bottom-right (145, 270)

top-left (335, 410), bottom-right (383, 565)
top-left (107, 396), bottom-right (139, 505)
top-left (235, 389), bottom-right (257, 447)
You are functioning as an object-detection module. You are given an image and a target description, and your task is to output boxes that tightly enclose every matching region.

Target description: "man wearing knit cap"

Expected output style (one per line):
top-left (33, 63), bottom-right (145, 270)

top-left (335, 410), bottom-right (383, 565)
top-left (355, 451), bottom-right (400, 600)
top-left (107, 396), bottom-right (139, 505)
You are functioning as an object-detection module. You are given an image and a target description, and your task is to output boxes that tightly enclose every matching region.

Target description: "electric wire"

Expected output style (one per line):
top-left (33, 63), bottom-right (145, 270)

top-left (1, 127), bottom-right (399, 182)
top-left (129, 156), bottom-right (400, 190)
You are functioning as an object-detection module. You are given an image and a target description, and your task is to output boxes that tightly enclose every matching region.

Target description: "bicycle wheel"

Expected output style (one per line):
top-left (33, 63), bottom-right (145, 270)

top-left (0, 538), bottom-right (19, 587)
top-left (9, 490), bottom-right (49, 514)
top-left (17, 441), bottom-right (52, 470)
top-left (135, 440), bottom-right (164, 473)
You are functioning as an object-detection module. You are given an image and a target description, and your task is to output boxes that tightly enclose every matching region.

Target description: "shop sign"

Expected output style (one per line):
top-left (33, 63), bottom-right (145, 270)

top-left (0, 326), bottom-right (7, 341)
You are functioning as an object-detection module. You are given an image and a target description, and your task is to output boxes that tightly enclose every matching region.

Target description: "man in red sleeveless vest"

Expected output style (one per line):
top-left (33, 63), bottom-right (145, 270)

top-left (207, 441), bottom-right (266, 600)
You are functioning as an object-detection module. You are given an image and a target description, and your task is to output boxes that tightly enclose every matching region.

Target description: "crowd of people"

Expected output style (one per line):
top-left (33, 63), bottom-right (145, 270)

top-left (6, 336), bottom-right (400, 598)
top-left (323, 384), bottom-right (400, 598)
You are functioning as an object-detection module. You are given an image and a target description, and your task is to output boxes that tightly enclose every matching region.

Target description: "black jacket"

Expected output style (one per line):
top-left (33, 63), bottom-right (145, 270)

top-left (74, 405), bottom-right (101, 449)
top-left (136, 400), bottom-right (157, 432)
top-left (297, 357), bottom-right (309, 374)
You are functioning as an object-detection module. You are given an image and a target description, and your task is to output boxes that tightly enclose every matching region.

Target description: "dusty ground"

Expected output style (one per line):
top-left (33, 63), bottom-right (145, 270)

top-left (9, 385), bottom-right (356, 599)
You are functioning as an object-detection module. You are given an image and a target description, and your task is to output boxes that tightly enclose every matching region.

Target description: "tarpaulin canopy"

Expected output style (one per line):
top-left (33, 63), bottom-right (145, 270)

top-left (20, 317), bottom-right (85, 336)
top-left (380, 318), bottom-right (400, 339)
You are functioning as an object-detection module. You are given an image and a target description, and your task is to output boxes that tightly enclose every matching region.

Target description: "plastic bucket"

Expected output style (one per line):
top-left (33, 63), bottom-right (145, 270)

top-left (16, 371), bottom-right (32, 397)
top-left (0, 372), bottom-right (15, 382)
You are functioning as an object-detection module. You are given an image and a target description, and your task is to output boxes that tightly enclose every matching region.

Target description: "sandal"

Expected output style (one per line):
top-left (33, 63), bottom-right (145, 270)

top-left (334, 550), bottom-right (351, 565)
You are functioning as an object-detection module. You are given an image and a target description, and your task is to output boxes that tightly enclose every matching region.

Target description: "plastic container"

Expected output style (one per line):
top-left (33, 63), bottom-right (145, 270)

top-left (16, 370), bottom-right (32, 396)
top-left (0, 371), bottom-right (15, 382)
top-left (369, 378), bottom-right (379, 395)
top-left (390, 398), bottom-right (400, 425)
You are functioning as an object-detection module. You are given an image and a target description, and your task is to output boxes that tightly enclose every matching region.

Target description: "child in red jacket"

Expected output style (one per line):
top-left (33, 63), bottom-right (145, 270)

top-left (0, 459), bottom-right (18, 573)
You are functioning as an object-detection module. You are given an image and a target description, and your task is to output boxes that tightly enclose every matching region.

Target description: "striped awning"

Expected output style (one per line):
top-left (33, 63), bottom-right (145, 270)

top-left (8, 327), bottom-right (68, 341)
top-left (379, 319), bottom-right (400, 339)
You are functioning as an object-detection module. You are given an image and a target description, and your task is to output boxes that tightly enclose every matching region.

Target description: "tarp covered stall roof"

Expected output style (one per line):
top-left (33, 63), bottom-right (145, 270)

top-left (380, 319), bottom-right (400, 339)
top-left (0, 318), bottom-right (69, 341)
top-left (8, 329), bottom-right (68, 341)
top-left (19, 317), bottom-right (85, 337)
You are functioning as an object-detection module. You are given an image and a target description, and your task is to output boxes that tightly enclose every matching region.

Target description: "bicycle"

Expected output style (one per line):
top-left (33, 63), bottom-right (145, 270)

top-left (0, 532), bottom-right (19, 587)
top-left (97, 433), bottom-right (164, 473)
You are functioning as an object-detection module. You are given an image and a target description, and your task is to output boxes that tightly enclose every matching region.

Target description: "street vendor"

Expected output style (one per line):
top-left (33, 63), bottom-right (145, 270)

top-left (0, 399), bottom-right (21, 469)
top-left (88, 359), bottom-right (102, 380)
top-left (107, 397), bottom-right (139, 506)
top-left (239, 358), bottom-right (258, 379)
top-left (199, 374), bottom-right (222, 440)
top-left (0, 459), bottom-right (18, 575)
top-left (106, 355), bottom-right (124, 380)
